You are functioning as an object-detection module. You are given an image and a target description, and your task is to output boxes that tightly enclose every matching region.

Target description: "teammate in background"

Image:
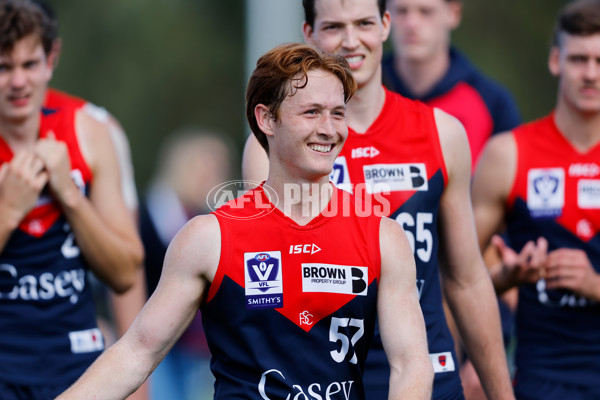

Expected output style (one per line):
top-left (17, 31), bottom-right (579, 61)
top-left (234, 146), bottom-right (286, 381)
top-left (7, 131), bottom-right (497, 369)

top-left (58, 42), bottom-right (433, 400)
top-left (383, 1), bottom-right (522, 396)
top-left (383, 0), bottom-right (521, 170)
top-left (44, 90), bottom-right (149, 400)
top-left (242, 0), bottom-right (513, 399)
top-left (43, 90), bottom-right (148, 333)
top-left (0, 0), bottom-right (143, 398)
top-left (471, 1), bottom-right (600, 398)
top-left (140, 130), bottom-right (233, 400)
top-left (38, 2), bottom-right (149, 398)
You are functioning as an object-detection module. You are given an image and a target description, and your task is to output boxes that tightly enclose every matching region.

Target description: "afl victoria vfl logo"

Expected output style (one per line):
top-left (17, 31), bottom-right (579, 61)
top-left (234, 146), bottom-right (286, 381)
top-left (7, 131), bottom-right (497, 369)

top-left (244, 251), bottom-right (283, 310)
top-left (527, 168), bottom-right (564, 218)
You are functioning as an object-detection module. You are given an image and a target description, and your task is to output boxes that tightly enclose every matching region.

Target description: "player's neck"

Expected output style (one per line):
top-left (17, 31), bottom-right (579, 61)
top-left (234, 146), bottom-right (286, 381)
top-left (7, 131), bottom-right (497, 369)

top-left (0, 114), bottom-right (40, 151)
top-left (346, 78), bottom-right (386, 134)
top-left (395, 49), bottom-right (450, 98)
top-left (554, 103), bottom-right (600, 152)
top-left (265, 174), bottom-right (333, 226)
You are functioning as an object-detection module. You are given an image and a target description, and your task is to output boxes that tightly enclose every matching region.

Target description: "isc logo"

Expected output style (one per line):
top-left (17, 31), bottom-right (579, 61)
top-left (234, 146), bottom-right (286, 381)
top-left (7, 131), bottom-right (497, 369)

top-left (289, 243), bottom-right (321, 255)
top-left (569, 163), bottom-right (600, 177)
top-left (351, 146), bottom-right (380, 159)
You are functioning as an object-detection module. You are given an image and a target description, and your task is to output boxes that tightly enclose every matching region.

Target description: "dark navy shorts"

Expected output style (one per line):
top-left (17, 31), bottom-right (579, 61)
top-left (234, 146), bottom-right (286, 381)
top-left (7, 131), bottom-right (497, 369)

top-left (0, 380), bottom-right (66, 400)
top-left (515, 372), bottom-right (600, 400)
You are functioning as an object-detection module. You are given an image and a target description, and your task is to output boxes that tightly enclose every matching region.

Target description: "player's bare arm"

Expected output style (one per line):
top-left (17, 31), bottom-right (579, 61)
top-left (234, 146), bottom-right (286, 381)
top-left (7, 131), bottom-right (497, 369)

top-left (35, 110), bottom-right (143, 293)
top-left (101, 112), bottom-right (150, 400)
top-left (434, 109), bottom-right (514, 400)
top-left (378, 217), bottom-right (433, 399)
top-left (472, 132), bottom-right (548, 294)
top-left (57, 213), bottom-right (219, 400)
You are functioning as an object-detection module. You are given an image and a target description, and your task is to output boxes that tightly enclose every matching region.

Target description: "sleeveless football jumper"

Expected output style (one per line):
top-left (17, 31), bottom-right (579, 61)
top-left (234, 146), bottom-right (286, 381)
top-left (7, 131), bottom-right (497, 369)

top-left (0, 104), bottom-right (102, 387)
top-left (332, 88), bottom-right (462, 399)
top-left (507, 114), bottom-right (600, 387)
top-left (203, 185), bottom-right (382, 399)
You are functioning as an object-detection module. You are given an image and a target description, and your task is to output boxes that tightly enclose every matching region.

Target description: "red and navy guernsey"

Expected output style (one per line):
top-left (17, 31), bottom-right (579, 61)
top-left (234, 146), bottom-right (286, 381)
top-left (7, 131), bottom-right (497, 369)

top-left (0, 102), bottom-right (102, 387)
top-left (507, 113), bottom-right (600, 387)
top-left (204, 184), bottom-right (382, 399)
top-left (332, 88), bottom-right (463, 400)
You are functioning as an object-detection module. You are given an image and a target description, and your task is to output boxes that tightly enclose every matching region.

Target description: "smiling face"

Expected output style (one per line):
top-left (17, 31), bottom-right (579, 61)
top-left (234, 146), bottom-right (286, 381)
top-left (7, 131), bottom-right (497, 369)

top-left (303, 0), bottom-right (390, 89)
top-left (0, 33), bottom-right (53, 126)
top-left (257, 68), bottom-right (348, 183)
top-left (550, 33), bottom-right (600, 115)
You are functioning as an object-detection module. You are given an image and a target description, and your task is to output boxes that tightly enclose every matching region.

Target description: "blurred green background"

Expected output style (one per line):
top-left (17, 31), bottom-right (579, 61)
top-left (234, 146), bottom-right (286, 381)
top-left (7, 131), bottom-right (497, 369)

top-left (48, 0), bottom-right (568, 191)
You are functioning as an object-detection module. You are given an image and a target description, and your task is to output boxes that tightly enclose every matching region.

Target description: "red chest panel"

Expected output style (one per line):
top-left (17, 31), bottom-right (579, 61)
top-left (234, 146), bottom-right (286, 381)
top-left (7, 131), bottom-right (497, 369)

top-left (509, 114), bottom-right (600, 242)
top-left (210, 187), bottom-right (381, 332)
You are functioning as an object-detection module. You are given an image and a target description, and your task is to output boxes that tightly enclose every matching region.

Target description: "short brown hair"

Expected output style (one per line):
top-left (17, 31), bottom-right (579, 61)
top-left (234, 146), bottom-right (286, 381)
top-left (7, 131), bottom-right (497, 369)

top-left (246, 42), bottom-right (356, 154)
top-left (552, 0), bottom-right (600, 47)
top-left (0, 0), bottom-right (57, 55)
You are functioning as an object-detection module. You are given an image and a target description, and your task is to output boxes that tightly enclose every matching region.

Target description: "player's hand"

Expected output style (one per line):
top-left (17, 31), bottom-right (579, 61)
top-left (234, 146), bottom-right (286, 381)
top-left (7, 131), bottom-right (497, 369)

top-left (0, 151), bottom-right (49, 224)
top-left (493, 234), bottom-right (548, 289)
top-left (35, 132), bottom-right (80, 206)
top-left (545, 248), bottom-right (600, 301)
top-left (459, 360), bottom-right (487, 400)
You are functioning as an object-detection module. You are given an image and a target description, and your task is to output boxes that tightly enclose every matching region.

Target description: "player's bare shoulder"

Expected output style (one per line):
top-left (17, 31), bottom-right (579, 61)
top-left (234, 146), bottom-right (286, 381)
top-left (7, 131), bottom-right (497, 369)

top-left (473, 129), bottom-right (518, 201)
top-left (164, 213), bottom-right (222, 283)
top-left (74, 108), bottom-right (117, 173)
top-left (433, 108), bottom-right (470, 177)
top-left (378, 217), bottom-right (415, 278)
top-left (480, 129), bottom-right (517, 166)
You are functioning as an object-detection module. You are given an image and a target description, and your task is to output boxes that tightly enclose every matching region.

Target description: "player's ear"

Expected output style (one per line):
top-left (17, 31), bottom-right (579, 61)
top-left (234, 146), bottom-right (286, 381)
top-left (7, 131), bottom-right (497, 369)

top-left (51, 38), bottom-right (62, 68)
top-left (381, 10), bottom-right (391, 42)
top-left (548, 46), bottom-right (560, 77)
top-left (255, 104), bottom-right (275, 137)
top-left (303, 21), bottom-right (316, 45)
top-left (447, 1), bottom-right (462, 30)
